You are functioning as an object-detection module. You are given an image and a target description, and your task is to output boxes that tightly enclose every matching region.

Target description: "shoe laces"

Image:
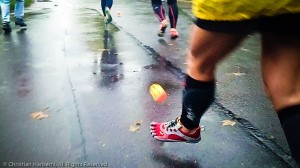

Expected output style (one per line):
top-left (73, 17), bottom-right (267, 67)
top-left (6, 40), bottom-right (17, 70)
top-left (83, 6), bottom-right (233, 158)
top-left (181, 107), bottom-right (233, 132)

top-left (166, 120), bottom-right (176, 128)
top-left (164, 118), bottom-right (181, 132)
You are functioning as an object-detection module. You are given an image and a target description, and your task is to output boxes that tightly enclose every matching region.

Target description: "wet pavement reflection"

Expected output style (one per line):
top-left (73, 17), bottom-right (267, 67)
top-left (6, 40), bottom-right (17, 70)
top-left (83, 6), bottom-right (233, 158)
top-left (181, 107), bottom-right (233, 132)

top-left (99, 25), bottom-right (123, 87)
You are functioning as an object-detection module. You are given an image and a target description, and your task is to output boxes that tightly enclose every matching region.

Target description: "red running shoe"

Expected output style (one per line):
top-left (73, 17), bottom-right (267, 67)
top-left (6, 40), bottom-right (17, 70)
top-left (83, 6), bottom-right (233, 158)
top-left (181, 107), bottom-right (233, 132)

top-left (170, 28), bottom-right (179, 39)
top-left (150, 117), bottom-right (201, 143)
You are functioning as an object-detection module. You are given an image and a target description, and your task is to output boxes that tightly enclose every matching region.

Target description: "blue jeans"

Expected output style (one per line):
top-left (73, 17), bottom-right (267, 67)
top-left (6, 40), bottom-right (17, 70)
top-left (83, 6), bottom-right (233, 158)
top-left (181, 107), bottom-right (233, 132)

top-left (0, 0), bottom-right (24, 23)
top-left (101, 0), bottom-right (113, 16)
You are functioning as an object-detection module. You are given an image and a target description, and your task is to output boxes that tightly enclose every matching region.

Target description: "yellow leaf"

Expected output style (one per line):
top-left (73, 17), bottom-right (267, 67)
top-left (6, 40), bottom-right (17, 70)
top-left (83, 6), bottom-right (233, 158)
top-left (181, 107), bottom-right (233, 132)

top-left (222, 120), bottom-right (236, 126)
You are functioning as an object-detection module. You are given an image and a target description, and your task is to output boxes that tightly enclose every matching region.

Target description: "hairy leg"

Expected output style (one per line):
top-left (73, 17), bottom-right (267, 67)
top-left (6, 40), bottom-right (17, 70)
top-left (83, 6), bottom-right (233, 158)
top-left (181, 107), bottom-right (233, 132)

top-left (187, 25), bottom-right (245, 81)
top-left (261, 33), bottom-right (300, 110)
top-left (261, 33), bottom-right (300, 164)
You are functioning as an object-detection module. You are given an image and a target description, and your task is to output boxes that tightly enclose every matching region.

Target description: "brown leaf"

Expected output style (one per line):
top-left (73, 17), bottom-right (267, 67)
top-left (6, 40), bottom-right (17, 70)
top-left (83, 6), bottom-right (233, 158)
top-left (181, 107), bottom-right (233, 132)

top-left (221, 120), bottom-right (236, 126)
top-left (129, 120), bottom-right (142, 132)
top-left (117, 11), bottom-right (122, 17)
top-left (30, 111), bottom-right (49, 120)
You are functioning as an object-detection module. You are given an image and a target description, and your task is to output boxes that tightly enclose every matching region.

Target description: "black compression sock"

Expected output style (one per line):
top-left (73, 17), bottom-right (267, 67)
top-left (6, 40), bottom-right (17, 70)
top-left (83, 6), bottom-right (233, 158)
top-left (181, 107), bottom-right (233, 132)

top-left (277, 104), bottom-right (300, 165)
top-left (180, 75), bottom-right (215, 130)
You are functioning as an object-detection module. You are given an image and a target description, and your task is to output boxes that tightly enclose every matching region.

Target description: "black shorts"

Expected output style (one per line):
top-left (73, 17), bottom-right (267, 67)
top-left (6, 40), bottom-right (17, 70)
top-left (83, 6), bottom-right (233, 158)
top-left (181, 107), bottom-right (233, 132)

top-left (195, 13), bottom-right (300, 35)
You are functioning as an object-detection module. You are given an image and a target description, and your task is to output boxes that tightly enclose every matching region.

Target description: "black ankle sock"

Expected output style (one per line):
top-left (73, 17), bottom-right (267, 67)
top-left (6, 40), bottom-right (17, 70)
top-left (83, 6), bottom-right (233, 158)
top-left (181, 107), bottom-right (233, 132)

top-left (278, 104), bottom-right (300, 165)
top-left (180, 75), bottom-right (215, 130)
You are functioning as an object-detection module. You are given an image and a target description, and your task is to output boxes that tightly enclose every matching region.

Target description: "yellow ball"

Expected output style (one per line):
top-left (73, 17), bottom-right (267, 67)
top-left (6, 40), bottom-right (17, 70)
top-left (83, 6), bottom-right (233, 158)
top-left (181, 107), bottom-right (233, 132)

top-left (149, 83), bottom-right (167, 103)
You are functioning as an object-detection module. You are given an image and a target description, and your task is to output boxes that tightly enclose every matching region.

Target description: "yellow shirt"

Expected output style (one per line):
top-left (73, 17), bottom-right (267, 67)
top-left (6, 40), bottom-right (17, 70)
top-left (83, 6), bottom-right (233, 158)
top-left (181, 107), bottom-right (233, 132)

top-left (192, 0), bottom-right (300, 21)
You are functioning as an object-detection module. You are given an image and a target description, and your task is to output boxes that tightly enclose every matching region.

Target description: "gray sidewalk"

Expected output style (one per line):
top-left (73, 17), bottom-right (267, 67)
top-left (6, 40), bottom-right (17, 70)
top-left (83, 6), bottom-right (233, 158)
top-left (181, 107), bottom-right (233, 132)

top-left (0, 0), bottom-right (298, 167)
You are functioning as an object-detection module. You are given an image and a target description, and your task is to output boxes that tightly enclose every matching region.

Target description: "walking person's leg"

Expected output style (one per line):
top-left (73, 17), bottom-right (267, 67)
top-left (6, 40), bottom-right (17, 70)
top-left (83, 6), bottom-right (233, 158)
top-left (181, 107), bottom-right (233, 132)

top-left (1, 0), bottom-right (12, 32)
top-left (261, 31), bottom-right (300, 165)
top-left (14, 0), bottom-right (26, 28)
top-left (102, 0), bottom-right (113, 23)
top-left (1, 0), bottom-right (10, 23)
top-left (14, 0), bottom-right (24, 19)
top-left (167, 0), bottom-right (178, 39)
top-left (101, 0), bottom-right (106, 16)
top-left (150, 24), bottom-right (246, 142)
top-left (106, 0), bottom-right (113, 10)
top-left (151, 0), bottom-right (167, 37)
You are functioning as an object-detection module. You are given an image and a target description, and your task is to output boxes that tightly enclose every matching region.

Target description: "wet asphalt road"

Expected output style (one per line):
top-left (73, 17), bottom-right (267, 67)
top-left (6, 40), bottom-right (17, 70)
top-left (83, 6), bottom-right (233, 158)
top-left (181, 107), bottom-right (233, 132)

top-left (0, 0), bottom-right (298, 167)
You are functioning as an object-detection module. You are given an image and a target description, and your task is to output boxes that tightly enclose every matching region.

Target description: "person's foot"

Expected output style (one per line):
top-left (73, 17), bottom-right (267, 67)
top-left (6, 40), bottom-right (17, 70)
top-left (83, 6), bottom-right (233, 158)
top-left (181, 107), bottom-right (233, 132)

top-left (15, 18), bottom-right (27, 29)
top-left (2, 22), bottom-right (12, 33)
top-left (158, 19), bottom-right (168, 37)
top-left (150, 117), bottom-right (201, 143)
top-left (104, 7), bottom-right (112, 23)
top-left (170, 28), bottom-right (179, 39)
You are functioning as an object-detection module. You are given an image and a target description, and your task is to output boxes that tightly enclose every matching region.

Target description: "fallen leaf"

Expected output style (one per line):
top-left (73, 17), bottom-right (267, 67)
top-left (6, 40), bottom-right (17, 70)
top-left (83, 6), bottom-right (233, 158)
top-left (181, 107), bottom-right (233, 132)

top-left (117, 11), bottom-right (121, 17)
top-left (129, 120), bottom-right (143, 132)
top-left (31, 111), bottom-right (49, 120)
top-left (30, 107), bottom-right (49, 120)
top-left (227, 72), bottom-right (246, 76)
top-left (241, 48), bottom-right (250, 51)
top-left (269, 135), bottom-right (275, 139)
top-left (129, 125), bottom-right (139, 132)
top-left (232, 72), bottom-right (246, 76)
top-left (221, 120), bottom-right (236, 126)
